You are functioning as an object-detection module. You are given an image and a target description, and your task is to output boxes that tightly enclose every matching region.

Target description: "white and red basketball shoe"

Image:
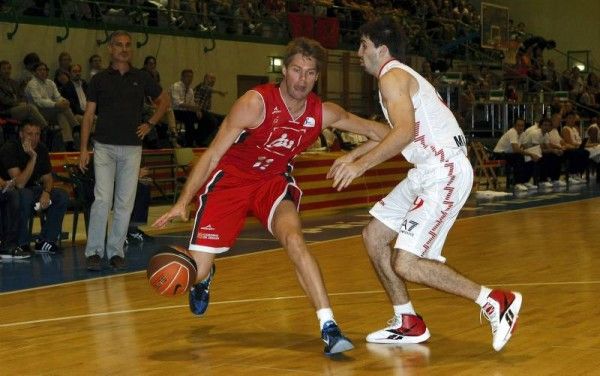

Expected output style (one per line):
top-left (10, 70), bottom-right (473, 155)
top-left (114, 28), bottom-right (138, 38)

top-left (366, 314), bottom-right (431, 344)
top-left (481, 290), bottom-right (522, 351)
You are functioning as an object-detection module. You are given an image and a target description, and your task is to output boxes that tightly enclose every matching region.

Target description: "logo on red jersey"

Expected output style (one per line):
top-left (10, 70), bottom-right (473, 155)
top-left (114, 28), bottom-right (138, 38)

top-left (303, 117), bottom-right (315, 127)
top-left (272, 106), bottom-right (281, 114)
top-left (266, 133), bottom-right (296, 149)
top-left (264, 126), bottom-right (303, 156)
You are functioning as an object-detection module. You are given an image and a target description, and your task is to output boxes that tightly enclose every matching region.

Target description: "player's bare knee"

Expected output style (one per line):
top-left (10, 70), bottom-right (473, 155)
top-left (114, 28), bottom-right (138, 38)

top-left (362, 222), bottom-right (389, 257)
top-left (362, 221), bottom-right (381, 249)
top-left (392, 250), bottom-right (420, 280)
top-left (281, 231), bottom-right (306, 257)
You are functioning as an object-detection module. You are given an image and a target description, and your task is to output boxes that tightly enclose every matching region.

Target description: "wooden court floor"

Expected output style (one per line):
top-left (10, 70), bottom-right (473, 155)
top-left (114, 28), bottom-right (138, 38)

top-left (1, 198), bottom-right (599, 375)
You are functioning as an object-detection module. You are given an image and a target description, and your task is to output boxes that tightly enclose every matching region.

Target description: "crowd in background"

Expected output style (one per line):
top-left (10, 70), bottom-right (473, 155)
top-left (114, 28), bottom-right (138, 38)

top-left (1, 0), bottom-right (600, 261)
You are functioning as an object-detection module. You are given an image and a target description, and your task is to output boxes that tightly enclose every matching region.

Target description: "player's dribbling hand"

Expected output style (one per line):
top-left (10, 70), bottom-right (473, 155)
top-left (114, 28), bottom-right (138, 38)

top-left (152, 203), bottom-right (189, 228)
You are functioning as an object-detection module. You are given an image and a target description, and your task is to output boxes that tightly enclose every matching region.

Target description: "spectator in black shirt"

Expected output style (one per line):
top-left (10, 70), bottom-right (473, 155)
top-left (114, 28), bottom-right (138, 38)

top-left (0, 122), bottom-right (68, 254)
top-left (0, 176), bottom-right (27, 259)
top-left (59, 63), bottom-right (88, 117)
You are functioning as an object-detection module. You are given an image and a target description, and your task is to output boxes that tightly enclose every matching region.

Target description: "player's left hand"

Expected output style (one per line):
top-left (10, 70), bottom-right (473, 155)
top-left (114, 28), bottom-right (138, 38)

top-left (327, 153), bottom-right (355, 179)
top-left (136, 123), bottom-right (152, 139)
top-left (152, 202), bottom-right (189, 228)
top-left (331, 162), bottom-right (365, 191)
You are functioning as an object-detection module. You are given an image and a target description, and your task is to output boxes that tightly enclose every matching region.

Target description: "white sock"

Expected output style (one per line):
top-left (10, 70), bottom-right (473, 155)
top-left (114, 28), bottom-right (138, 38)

top-left (393, 302), bottom-right (416, 317)
top-left (476, 286), bottom-right (493, 307)
top-left (316, 308), bottom-right (335, 330)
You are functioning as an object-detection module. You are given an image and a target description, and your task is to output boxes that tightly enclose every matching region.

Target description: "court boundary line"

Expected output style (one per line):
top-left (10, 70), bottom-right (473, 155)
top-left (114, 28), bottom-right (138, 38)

top-left (2, 279), bottom-right (600, 328)
top-left (1, 196), bottom-right (598, 296)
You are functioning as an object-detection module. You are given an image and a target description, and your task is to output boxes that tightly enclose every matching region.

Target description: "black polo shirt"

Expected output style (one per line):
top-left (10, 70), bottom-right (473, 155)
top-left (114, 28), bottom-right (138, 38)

top-left (88, 66), bottom-right (162, 146)
top-left (0, 140), bottom-right (52, 187)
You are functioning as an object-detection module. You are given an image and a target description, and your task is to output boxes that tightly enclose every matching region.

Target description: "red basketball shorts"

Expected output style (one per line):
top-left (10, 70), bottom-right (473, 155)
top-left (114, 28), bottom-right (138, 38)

top-left (188, 169), bottom-right (302, 253)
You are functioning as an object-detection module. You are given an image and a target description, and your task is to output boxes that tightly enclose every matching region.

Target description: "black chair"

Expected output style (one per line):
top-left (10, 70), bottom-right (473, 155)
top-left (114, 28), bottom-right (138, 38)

top-left (62, 164), bottom-right (95, 244)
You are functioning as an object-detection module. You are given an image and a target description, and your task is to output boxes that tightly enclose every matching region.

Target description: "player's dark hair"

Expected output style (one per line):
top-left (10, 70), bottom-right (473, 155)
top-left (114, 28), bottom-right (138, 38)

top-left (359, 16), bottom-right (407, 61)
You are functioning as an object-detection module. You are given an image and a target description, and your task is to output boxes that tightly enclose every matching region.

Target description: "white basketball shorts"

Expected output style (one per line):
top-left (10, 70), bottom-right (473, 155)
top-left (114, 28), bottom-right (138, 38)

top-left (369, 155), bottom-right (473, 263)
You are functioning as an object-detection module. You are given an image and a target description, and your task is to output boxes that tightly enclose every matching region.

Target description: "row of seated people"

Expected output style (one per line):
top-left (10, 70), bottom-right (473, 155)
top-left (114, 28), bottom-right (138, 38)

top-left (0, 57), bottom-right (80, 151)
top-left (493, 111), bottom-right (599, 192)
top-left (0, 121), bottom-right (154, 260)
top-left (1, 48), bottom-right (226, 150)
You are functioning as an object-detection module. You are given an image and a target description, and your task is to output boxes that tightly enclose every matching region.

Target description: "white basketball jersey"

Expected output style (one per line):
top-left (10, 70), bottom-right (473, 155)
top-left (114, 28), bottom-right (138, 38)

top-left (378, 60), bottom-right (467, 166)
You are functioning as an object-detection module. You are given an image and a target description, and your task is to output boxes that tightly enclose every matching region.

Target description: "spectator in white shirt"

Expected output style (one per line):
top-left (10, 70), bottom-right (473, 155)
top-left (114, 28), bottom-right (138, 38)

top-left (170, 69), bottom-right (202, 147)
top-left (25, 62), bottom-right (79, 151)
top-left (537, 117), bottom-right (565, 188)
top-left (561, 112), bottom-right (589, 184)
top-left (494, 118), bottom-right (540, 191)
top-left (585, 117), bottom-right (598, 142)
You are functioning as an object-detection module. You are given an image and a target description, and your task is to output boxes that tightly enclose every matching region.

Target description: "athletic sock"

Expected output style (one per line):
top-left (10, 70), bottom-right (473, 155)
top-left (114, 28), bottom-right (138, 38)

top-left (475, 286), bottom-right (493, 307)
top-left (393, 302), bottom-right (416, 317)
top-left (316, 308), bottom-right (335, 330)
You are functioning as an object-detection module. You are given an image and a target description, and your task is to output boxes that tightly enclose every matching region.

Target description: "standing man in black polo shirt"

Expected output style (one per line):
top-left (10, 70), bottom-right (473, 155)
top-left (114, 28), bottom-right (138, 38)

top-left (0, 122), bottom-right (69, 254)
top-left (78, 30), bottom-right (169, 271)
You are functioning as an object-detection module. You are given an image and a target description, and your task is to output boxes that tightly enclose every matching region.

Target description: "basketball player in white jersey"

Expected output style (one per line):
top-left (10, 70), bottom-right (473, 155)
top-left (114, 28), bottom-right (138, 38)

top-left (327, 17), bottom-right (522, 351)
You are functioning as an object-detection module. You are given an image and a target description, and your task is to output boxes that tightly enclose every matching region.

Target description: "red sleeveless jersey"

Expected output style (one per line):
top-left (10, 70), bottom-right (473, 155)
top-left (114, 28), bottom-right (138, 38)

top-left (218, 83), bottom-right (323, 178)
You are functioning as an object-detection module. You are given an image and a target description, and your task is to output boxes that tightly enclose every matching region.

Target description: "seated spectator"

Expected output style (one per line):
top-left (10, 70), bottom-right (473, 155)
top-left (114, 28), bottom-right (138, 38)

top-left (194, 73), bottom-right (226, 146)
top-left (0, 60), bottom-right (47, 128)
top-left (54, 51), bottom-right (72, 89)
top-left (170, 69), bottom-right (202, 147)
top-left (493, 118), bottom-right (540, 191)
top-left (535, 117), bottom-right (564, 188)
top-left (546, 113), bottom-right (584, 185)
top-left (59, 63), bottom-right (88, 119)
top-left (584, 127), bottom-right (600, 164)
top-left (586, 117), bottom-right (599, 142)
top-left (88, 54), bottom-right (103, 79)
top-left (142, 56), bottom-right (161, 84)
top-left (561, 112), bottom-right (590, 183)
top-left (0, 122), bottom-right (68, 254)
top-left (24, 62), bottom-right (79, 151)
top-left (19, 52), bottom-right (41, 90)
top-left (0, 177), bottom-right (28, 259)
top-left (579, 85), bottom-right (600, 115)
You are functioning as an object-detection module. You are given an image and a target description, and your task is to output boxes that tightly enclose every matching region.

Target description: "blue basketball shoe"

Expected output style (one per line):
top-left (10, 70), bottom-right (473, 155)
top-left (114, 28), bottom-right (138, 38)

top-left (189, 264), bottom-right (215, 316)
top-left (321, 320), bottom-right (354, 355)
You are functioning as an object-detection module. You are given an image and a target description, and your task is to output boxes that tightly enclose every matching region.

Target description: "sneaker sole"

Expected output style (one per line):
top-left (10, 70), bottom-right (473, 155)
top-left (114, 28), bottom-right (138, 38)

top-left (0, 254), bottom-right (31, 259)
top-left (493, 292), bottom-right (522, 351)
top-left (366, 328), bottom-right (431, 344)
top-left (326, 338), bottom-right (354, 355)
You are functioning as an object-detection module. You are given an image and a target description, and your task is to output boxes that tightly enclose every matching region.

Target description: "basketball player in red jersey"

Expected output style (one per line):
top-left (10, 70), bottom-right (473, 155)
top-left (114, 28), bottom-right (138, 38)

top-left (153, 37), bottom-right (389, 355)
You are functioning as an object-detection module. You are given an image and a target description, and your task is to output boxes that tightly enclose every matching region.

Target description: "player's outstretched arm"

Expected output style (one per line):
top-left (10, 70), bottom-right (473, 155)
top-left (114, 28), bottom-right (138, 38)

top-left (152, 91), bottom-right (264, 228)
top-left (329, 70), bottom-right (416, 191)
top-left (322, 101), bottom-right (389, 178)
top-left (322, 101), bottom-right (389, 142)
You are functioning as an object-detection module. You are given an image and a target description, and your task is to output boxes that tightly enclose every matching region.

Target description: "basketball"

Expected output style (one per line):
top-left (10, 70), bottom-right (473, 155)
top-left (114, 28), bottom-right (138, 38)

top-left (147, 247), bottom-right (197, 296)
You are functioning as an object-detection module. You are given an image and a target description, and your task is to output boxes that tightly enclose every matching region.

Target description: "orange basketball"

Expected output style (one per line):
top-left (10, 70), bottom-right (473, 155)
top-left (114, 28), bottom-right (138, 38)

top-left (147, 247), bottom-right (198, 296)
